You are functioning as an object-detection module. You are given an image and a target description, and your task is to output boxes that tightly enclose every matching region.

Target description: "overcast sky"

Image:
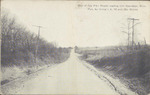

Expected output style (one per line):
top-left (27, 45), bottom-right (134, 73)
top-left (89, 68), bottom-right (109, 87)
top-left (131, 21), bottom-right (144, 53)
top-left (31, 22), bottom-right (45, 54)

top-left (2, 1), bottom-right (150, 47)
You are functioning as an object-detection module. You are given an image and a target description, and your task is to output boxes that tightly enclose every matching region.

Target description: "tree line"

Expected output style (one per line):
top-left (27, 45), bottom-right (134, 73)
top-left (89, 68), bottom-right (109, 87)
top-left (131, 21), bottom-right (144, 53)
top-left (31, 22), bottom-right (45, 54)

top-left (1, 10), bottom-right (70, 66)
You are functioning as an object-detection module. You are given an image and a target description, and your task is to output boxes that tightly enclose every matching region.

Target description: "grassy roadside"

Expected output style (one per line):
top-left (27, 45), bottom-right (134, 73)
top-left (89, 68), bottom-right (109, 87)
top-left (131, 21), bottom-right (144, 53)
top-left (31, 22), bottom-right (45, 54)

top-left (1, 49), bottom-right (71, 85)
top-left (76, 47), bottom-right (150, 95)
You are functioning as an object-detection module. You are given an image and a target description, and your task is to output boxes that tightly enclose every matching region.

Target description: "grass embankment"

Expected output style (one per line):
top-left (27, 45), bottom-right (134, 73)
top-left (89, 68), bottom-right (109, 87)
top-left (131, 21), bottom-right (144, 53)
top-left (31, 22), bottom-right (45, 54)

top-left (1, 10), bottom-right (71, 85)
top-left (76, 47), bottom-right (150, 95)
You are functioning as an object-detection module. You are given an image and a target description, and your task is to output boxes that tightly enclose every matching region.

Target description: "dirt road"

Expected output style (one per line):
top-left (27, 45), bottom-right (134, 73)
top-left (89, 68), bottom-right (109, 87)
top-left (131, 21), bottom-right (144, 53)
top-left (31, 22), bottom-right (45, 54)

top-left (1, 49), bottom-right (136, 94)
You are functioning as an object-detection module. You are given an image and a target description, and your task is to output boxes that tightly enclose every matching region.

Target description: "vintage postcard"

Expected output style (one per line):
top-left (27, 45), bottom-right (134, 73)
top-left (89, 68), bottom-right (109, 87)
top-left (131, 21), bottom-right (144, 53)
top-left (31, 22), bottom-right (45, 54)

top-left (1, 0), bottom-right (150, 95)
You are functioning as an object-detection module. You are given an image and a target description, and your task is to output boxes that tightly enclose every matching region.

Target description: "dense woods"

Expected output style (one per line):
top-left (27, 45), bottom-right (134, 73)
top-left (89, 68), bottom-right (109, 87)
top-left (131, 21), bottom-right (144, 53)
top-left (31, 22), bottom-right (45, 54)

top-left (1, 10), bottom-right (71, 67)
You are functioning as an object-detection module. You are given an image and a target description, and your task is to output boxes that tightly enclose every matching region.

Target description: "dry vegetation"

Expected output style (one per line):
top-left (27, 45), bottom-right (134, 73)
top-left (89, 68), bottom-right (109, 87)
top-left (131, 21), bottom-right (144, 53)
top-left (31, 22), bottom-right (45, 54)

top-left (76, 46), bottom-right (150, 95)
top-left (1, 10), bottom-right (71, 85)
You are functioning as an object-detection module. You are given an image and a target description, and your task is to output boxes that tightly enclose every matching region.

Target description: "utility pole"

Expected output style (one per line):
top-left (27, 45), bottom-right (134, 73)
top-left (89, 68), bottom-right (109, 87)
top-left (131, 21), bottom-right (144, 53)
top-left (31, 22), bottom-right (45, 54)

top-left (128, 18), bottom-right (139, 50)
top-left (11, 29), bottom-right (14, 52)
top-left (33, 25), bottom-right (43, 63)
top-left (121, 21), bottom-right (131, 50)
top-left (127, 21), bottom-right (130, 48)
top-left (121, 21), bottom-right (130, 50)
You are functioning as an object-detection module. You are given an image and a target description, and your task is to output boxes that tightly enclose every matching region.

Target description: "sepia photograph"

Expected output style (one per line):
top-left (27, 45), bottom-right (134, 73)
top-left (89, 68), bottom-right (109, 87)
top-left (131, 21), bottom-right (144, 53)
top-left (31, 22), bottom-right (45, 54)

top-left (1, 0), bottom-right (150, 95)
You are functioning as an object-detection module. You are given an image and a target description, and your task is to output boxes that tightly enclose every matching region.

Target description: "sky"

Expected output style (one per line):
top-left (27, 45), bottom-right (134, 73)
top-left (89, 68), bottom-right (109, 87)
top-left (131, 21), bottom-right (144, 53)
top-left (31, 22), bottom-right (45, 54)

top-left (2, 1), bottom-right (150, 47)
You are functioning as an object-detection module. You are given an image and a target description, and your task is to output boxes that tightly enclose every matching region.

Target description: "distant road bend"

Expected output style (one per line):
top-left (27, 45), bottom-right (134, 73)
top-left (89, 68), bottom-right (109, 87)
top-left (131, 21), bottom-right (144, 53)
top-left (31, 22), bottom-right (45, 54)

top-left (1, 49), bottom-right (136, 94)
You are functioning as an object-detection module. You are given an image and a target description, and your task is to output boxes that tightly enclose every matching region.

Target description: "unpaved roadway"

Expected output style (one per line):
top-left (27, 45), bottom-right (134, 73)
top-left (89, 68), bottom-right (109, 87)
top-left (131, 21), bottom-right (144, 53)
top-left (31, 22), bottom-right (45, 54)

top-left (1, 49), bottom-right (136, 94)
